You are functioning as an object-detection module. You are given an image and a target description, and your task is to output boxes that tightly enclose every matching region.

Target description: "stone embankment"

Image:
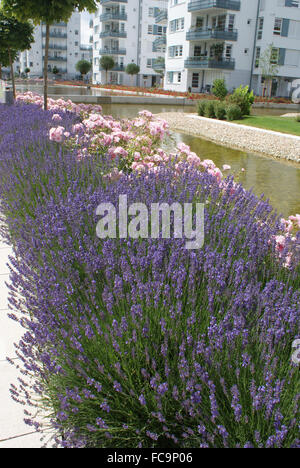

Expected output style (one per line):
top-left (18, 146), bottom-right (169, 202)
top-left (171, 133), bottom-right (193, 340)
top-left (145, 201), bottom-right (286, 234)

top-left (156, 113), bottom-right (300, 163)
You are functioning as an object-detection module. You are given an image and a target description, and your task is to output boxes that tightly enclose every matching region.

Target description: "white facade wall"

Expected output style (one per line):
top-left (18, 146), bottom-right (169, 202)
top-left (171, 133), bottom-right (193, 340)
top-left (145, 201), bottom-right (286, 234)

top-left (92, 0), bottom-right (168, 87)
top-left (18, 12), bottom-right (85, 79)
top-left (164, 0), bottom-right (300, 97)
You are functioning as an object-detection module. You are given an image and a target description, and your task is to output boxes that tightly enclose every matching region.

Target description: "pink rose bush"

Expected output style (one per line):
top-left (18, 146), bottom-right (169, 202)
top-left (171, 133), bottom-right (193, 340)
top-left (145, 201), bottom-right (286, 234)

top-left (18, 92), bottom-right (300, 266)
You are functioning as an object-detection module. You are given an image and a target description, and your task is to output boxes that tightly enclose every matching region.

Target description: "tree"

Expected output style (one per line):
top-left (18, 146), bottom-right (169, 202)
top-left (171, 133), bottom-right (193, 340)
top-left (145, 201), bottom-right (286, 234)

top-left (0, 50), bottom-right (9, 80)
top-left (100, 56), bottom-right (115, 85)
top-left (125, 63), bottom-right (140, 87)
top-left (0, 11), bottom-right (34, 99)
top-left (212, 78), bottom-right (228, 100)
top-left (52, 65), bottom-right (59, 76)
top-left (24, 66), bottom-right (30, 77)
top-left (76, 59), bottom-right (92, 80)
top-left (2, 0), bottom-right (98, 109)
top-left (259, 44), bottom-right (280, 98)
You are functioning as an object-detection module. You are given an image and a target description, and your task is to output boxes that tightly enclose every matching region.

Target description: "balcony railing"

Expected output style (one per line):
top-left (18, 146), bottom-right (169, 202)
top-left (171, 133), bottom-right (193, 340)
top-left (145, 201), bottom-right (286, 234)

top-left (188, 0), bottom-right (241, 12)
top-left (155, 10), bottom-right (168, 24)
top-left (100, 64), bottom-right (125, 72)
top-left (100, 12), bottom-right (127, 21)
top-left (42, 32), bottom-right (67, 39)
top-left (152, 59), bottom-right (165, 70)
top-left (153, 35), bottom-right (167, 46)
top-left (186, 27), bottom-right (238, 41)
top-left (43, 56), bottom-right (67, 62)
top-left (100, 30), bottom-right (127, 38)
top-left (99, 48), bottom-right (126, 55)
top-left (184, 56), bottom-right (235, 69)
top-left (42, 44), bottom-right (67, 50)
top-left (100, 0), bottom-right (127, 4)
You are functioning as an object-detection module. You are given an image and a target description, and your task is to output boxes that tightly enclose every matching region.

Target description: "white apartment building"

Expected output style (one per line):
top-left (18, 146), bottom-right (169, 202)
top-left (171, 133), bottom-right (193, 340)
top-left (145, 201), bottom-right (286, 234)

top-left (92, 0), bottom-right (168, 87)
top-left (18, 12), bottom-right (88, 79)
top-left (164, 0), bottom-right (300, 97)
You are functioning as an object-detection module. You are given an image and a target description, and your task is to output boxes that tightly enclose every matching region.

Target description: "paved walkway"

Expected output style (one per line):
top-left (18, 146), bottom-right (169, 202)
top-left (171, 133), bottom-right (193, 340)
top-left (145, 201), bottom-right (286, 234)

top-left (0, 236), bottom-right (42, 448)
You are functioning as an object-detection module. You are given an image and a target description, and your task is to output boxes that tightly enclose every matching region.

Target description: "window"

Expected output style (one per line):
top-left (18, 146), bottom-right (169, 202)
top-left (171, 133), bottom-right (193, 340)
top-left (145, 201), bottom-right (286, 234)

top-left (177, 72), bottom-right (181, 83)
top-left (225, 45), bottom-right (232, 59)
top-left (244, 48), bottom-right (249, 55)
top-left (255, 47), bottom-right (261, 68)
top-left (170, 18), bottom-right (184, 32)
top-left (257, 17), bottom-right (264, 39)
top-left (270, 48), bottom-right (279, 64)
top-left (75, 41), bottom-right (78, 46)
top-left (192, 73), bottom-right (199, 88)
top-left (75, 30), bottom-right (79, 35)
top-left (169, 45), bottom-right (183, 57)
top-left (149, 7), bottom-right (154, 17)
top-left (196, 17), bottom-right (204, 29)
top-left (167, 72), bottom-right (174, 84)
top-left (194, 45), bottom-right (202, 56)
top-left (228, 15), bottom-right (235, 31)
top-left (147, 59), bottom-right (152, 68)
top-left (148, 25), bottom-right (153, 34)
top-left (273, 18), bottom-right (282, 35)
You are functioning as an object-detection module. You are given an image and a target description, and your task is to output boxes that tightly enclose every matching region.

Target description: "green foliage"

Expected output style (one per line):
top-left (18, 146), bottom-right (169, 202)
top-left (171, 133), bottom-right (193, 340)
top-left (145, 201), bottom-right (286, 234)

top-left (76, 59), bottom-right (92, 76)
top-left (0, 50), bottom-right (9, 68)
top-left (2, 0), bottom-right (98, 25)
top-left (125, 63), bottom-right (140, 76)
top-left (227, 85), bottom-right (254, 116)
top-left (212, 78), bottom-right (228, 100)
top-left (225, 104), bottom-right (243, 121)
top-left (52, 66), bottom-right (59, 75)
top-left (100, 55), bottom-right (115, 71)
top-left (197, 99), bottom-right (210, 116)
top-left (204, 100), bottom-right (217, 119)
top-left (211, 42), bottom-right (224, 60)
top-left (214, 101), bottom-right (227, 120)
top-left (0, 11), bottom-right (34, 54)
top-left (296, 115), bottom-right (300, 123)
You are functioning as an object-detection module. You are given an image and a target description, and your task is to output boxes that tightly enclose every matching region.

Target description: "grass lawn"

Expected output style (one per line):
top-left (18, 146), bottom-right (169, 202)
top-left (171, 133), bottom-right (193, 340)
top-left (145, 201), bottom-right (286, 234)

top-left (233, 115), bottom-right (300, 136)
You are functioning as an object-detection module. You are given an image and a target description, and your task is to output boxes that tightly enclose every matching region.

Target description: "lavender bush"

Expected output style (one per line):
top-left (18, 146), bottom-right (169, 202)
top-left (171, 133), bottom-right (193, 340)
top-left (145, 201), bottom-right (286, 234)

top-left (0, 103), bottom-right (299, 448)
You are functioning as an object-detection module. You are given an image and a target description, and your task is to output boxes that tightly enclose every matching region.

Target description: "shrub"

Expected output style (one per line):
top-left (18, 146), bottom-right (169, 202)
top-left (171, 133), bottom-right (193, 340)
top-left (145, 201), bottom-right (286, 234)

top-left (296, 114), bottom-right (300, 122)
top-left (227, 85), bottom-right (254, 116)
top-left (214, 101), bottom-right (226, 120)
top-left (212, 79), bottom-right (228, 100)
top-left (226, 104), bottom-right (243, 121)
top-left (197, 99), bottom-right (210, 116)
top-left (0, 103), bottom-right (299, 449)
top-left (204, 100), bottom-right (217, 119)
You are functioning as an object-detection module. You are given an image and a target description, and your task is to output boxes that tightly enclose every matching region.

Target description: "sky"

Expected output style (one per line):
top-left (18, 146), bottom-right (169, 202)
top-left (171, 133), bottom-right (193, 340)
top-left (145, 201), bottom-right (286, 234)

top-left (81, 11), bottom-right (93, 44)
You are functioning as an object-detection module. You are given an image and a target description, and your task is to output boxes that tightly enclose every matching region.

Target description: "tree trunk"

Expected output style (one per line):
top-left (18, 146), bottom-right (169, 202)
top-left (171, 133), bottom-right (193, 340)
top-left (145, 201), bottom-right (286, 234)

top-left (44, 23), bottom-right (50, 110)
top-left (0, 64), bottom-right (2, 80)
top-left (8, 48), bottom-right (16, 100)
top-left (106, 69), bottom-right (108, 85)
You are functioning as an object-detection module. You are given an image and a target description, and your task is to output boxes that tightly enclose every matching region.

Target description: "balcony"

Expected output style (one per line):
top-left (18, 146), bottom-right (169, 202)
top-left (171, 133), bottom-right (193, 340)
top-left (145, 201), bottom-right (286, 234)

top-left (152, 59), bottom-right (165, 70)
top-left (42, 32), bottom-right (67, 39)
top-left (42, 44), bottom-right (67, 50)
top-left (155, 10), bottom-right (168, 24)
top-left (43, 56), bottom-right (67, 62)
top-left (100, 64), bottom-right (125, 72)
top-left (153, 35), bottom-right (167, 47)
top-left (100, 30), bottom-right (127, 38)
top-left (186, 27), bottom-right (238, 41)
top-left (188, 0), bottom-right (241, 12)
top-left (100, 0), bottom-right (127, 4)
top-left (99, 48), bottom-right (126, 55)
top-left (184, 56), bottom-right (235, 69)
top-left (100, 12), bottom-right (127, 21)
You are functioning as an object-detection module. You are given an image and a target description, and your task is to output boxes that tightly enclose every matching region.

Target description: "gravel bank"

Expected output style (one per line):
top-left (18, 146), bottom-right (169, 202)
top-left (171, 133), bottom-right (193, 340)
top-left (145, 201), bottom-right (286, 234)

top-left (156, 112), bottom-right (300, 163)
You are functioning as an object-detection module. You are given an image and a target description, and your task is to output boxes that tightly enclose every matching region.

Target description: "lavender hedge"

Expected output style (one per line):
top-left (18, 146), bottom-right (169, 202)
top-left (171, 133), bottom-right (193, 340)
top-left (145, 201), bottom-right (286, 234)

top-left (0, 103), bottom-right (299, 448)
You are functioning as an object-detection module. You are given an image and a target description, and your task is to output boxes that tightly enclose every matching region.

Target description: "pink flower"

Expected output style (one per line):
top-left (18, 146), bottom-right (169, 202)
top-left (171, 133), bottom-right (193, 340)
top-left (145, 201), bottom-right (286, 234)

top-left (201, 159), bottom-right (216, 169)
top-left (289, 214), bottom-right (300, 228)
top-left (275, 235), bottom-right (286, 252)
top-left (108, 146), bottom-right (128, 159)
top-left (52, 114), bottom-right (62, 122)
top-left (49, 126), bottom-right (65, 143)
top-left (223, 164), bottom-right (231, 171)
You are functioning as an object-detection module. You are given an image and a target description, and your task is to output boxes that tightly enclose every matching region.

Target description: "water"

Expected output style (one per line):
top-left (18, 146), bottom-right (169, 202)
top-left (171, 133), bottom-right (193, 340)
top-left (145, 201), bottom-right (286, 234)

top-left (16, 84), bottom-right (300, 217)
